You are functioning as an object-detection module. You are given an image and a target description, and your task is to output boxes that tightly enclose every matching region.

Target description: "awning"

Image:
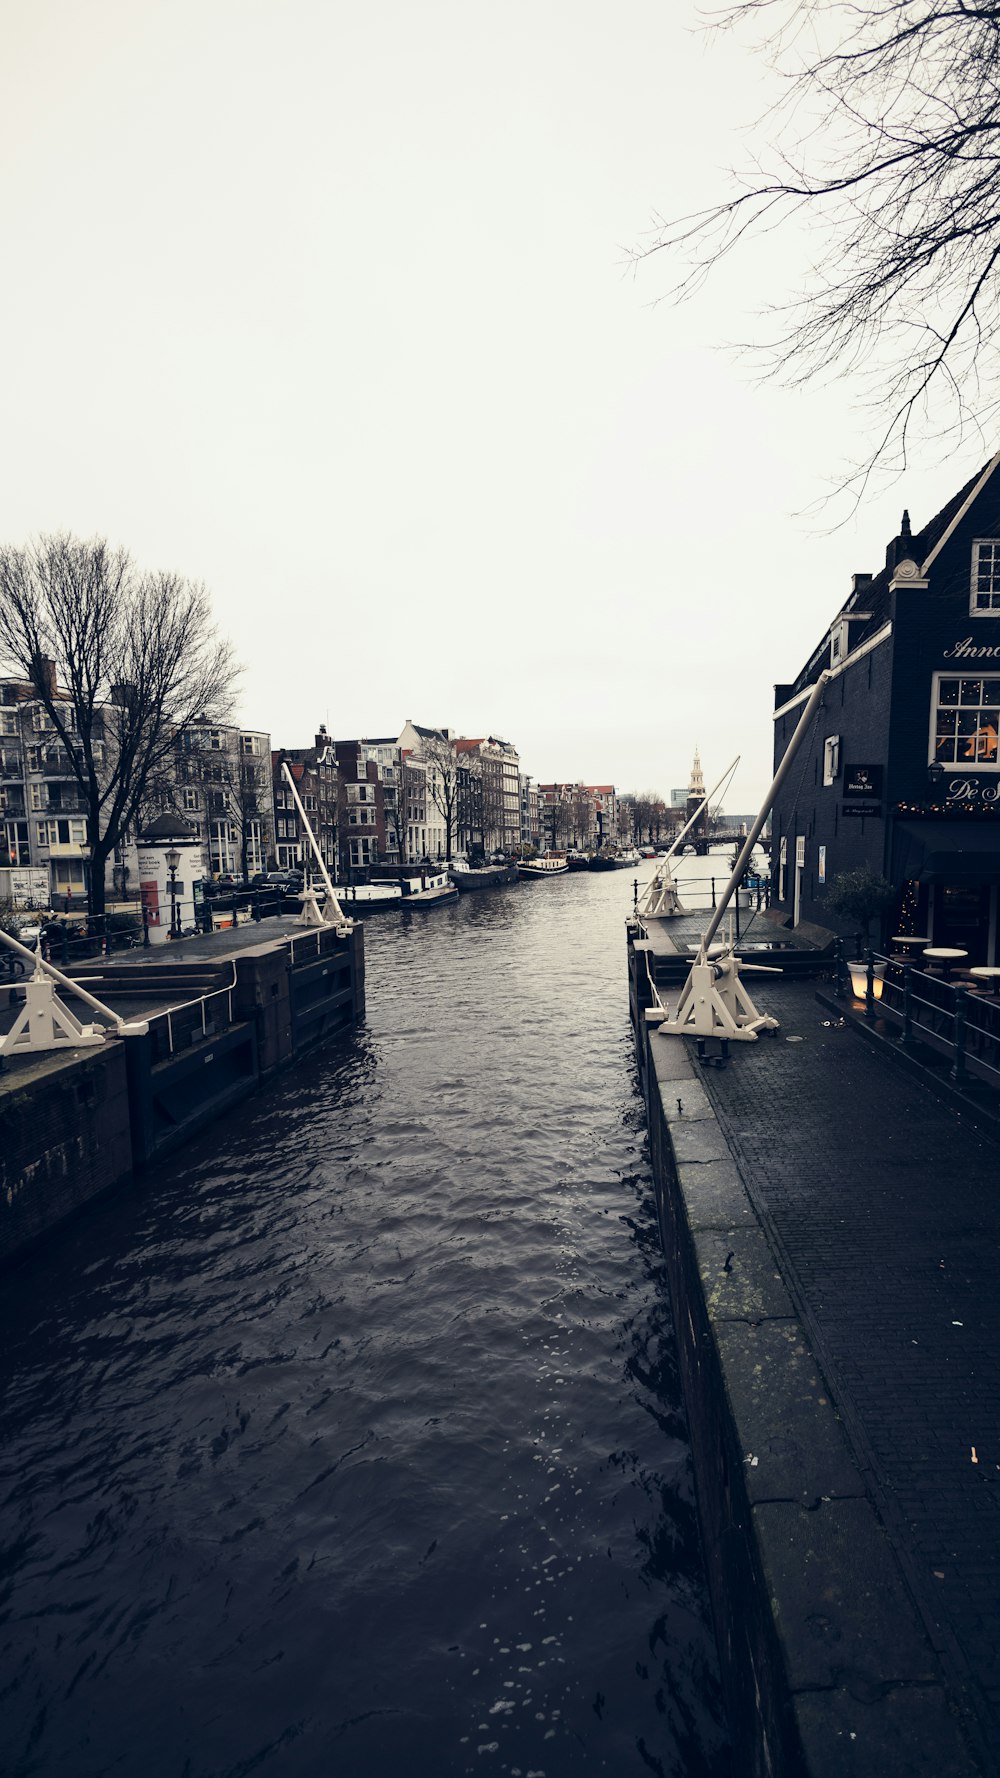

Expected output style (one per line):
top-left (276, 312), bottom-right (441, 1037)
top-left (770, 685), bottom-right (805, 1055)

top-left (892, 819), bottom-right (1000, 882)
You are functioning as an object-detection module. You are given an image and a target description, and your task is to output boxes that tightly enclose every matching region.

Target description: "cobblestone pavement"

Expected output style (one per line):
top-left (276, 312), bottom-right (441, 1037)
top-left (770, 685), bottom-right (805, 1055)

top-left (693, 980), bottom-right (1000, 1766)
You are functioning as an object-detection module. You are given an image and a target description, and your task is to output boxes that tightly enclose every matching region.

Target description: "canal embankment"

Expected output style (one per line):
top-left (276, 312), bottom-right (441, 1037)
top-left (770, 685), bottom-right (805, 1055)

top-left (0, 916), bottom-right (364, 1265)
top-left (629, 916), bottom-right (994, 1778)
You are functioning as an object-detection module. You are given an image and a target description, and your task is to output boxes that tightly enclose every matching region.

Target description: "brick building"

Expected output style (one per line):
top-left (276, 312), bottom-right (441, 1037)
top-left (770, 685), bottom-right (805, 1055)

top-left (770, 455), bottom-right (1000, 960)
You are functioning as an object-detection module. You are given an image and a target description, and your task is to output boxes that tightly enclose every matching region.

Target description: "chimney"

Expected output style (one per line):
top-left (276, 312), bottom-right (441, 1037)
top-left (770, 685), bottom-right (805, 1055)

top-left (885, 509), bottom-right (915, 573)
top-left (34, 655), bottom-right (58, 699)
top-left (851, 572), bottom-right (873, 595)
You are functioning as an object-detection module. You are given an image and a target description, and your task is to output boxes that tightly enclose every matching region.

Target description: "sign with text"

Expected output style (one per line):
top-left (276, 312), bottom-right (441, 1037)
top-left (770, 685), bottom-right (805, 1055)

top-left (938, 776), bottom-right (1000, 805)
top-left (843, 763), bottom-right (882, 799)
top-left (843, 803), bottom-right (883, 818)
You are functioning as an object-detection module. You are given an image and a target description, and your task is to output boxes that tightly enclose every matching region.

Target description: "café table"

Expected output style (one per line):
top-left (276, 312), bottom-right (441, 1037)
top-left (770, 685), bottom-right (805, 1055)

top-left (922, 946), bottom-right (969, 979)
top-left (968, 966), bottom-right (1000, 995)
top-left (889, 934), bottom-right (930, 964)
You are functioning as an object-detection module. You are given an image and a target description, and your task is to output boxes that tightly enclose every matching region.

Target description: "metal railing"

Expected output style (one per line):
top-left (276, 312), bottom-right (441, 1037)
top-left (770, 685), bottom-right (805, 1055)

top-left (146, 965), bottom-right (238, 1060)
top-left (835, 942), bottom-right (1000, 1090)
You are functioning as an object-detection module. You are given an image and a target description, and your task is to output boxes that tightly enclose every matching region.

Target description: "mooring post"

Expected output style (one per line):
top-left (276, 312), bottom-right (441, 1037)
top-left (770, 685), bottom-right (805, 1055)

top-left (711, 877), bottom-right (716, 908)
top-left (633, 878), bottom-right (639, 908)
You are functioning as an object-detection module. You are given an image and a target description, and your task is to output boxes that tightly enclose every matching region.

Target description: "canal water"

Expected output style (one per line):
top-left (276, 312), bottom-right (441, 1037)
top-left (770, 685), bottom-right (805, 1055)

top-left (1, 861), bottom-right (733, 1778)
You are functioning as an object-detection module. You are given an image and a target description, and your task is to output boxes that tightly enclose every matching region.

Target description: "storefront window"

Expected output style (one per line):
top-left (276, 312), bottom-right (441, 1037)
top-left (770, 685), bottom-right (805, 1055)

top-left (934, 674), bottom-right (1000, 765)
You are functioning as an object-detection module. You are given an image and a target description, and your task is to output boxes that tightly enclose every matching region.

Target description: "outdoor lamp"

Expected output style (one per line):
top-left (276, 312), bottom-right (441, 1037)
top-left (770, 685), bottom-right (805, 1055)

top-left (848, 959), bottom-right (885, 1001)
top-left (927, 761), bottom-right (945, 792)
top-left (165, 846), bottom-right (181, 872)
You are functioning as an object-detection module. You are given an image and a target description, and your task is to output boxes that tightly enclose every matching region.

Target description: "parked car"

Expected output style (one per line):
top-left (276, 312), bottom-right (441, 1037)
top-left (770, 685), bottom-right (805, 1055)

top-left (252, 870), bottom-right (304, 894)
top-left (203, 875), bottom-right (253, 898)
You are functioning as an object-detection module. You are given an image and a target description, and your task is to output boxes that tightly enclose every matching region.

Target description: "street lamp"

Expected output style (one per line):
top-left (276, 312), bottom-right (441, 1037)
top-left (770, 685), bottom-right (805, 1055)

top-left (165, 846), bottom-right (181, 939)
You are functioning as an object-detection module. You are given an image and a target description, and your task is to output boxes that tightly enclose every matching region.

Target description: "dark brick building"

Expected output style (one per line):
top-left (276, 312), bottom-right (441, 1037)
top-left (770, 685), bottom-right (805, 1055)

top-left (770, 454), bottom-right (1000, 961)
top-left (333, 739), bottom-right (388, 879)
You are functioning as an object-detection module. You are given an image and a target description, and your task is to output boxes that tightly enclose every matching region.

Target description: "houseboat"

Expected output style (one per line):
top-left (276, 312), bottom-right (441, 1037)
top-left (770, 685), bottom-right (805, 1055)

top-left (518, 852), bottom-right (569, 879)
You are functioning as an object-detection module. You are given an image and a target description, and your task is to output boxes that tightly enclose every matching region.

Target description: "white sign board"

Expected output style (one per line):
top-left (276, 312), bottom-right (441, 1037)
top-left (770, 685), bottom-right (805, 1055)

top-left (2, 867), bottom-right (50, 909)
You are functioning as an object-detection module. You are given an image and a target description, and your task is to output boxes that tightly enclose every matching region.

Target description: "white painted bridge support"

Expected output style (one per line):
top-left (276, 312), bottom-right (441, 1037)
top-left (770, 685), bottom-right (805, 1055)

top-left (658, 956), bottom-right (780, 1043)
top-left (0, 928), bottom-right (149, 1058)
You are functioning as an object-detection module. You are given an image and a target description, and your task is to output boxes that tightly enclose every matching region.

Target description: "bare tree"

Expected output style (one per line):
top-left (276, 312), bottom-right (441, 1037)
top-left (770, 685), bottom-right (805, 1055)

top-left (208, 745), bottom-right (272, 880)
top-left (633, 0), bottom-right (1000, 494)
top-left (0, 534), bottom-right (238, 916)
top-left (419, 733), bottom-right (462, 862)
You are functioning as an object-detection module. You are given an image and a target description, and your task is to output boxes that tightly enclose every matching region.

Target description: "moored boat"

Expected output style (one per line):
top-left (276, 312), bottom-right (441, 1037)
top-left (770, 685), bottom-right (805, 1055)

top-left (517, 852), bottom-right (569, 879)
top-left (400, 868), bottom-right (460, 907)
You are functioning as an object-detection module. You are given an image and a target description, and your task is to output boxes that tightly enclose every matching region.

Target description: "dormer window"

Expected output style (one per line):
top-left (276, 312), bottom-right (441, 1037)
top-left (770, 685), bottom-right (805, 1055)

top-left (829, 621), bottom-right (848, 665)
top-left (971, 540), bottom-right (1000, 613)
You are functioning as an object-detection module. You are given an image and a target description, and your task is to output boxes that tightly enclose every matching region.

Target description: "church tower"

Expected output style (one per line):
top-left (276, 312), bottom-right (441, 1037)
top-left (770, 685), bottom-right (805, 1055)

top-left (686, 747), bottom-right (709, 852)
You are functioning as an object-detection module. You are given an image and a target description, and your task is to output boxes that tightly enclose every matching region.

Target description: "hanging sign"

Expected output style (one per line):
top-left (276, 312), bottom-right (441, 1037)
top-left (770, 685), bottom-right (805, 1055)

top-left (843, 763), bottom-right (882, 798)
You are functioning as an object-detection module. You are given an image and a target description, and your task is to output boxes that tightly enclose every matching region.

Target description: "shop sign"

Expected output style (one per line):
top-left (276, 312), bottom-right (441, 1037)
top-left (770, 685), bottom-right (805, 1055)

top-left (943, 636), bottom-right (1000, 661)
top-left (843, 803), bottom-right (883, 818)
top-left (818, 845), bottom-right (826, 883)
top-left (843, 763), bottom-right (882, 798)
top-left (939, 776), bottom-right (1000, 805)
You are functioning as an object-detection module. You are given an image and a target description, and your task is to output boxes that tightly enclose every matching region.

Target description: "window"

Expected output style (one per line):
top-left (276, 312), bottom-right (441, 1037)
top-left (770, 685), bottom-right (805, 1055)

top-left (971, 540), bottom-right (1000, 613)
top-left (209, 730), bottom-right (223, 750)
top-left (183, 787), bottom-right (199, 811)
top-left (5, 820), bottom-right (29, 864)
top-left (304, 794), bottom-right (317, 812)
top-left (349, 838), bottom-right (374, 867)
top-left (822, 736), bottom-right (840, 785)
top-left (240, 734), bottom-right (258, 754)
top-left (933, 673), bottom-right (1000, 768)
top-left (0, 713), bottom-right (17, 736)
top-left (778, 837), bottom-right (787, 902)
top-left (26, 746), bottom-right (41, 773)
top-left (36, 818), bottom-right (86, 846)
top-left (30, 785), bottom-right (42, 810)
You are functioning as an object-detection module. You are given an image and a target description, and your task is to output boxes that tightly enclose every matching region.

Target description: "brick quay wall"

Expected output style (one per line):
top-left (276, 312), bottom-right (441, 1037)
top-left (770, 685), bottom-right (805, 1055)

top-left (0, 922), bottom-right (365, 1268)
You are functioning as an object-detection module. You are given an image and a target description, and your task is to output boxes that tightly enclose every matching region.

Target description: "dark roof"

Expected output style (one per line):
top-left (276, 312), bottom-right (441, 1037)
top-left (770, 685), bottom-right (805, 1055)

top-left (786, 460), bottom-right (997, 699)
top-left (139, 812), bottom-right (199, 842)
top-left (412, 722), bottom-right (446, 740)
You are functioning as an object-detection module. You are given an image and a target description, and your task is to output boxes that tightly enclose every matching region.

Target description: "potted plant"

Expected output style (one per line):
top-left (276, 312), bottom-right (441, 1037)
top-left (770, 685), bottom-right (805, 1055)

top-left (826, 865), bottom-right (894, 954)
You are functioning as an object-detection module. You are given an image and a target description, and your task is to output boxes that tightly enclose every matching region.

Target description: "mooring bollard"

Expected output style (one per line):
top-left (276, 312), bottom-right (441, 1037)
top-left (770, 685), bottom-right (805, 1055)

top-left (711, 877), bottom-right (716, 908)
top-left (633, 878), bottom-right (639, 908)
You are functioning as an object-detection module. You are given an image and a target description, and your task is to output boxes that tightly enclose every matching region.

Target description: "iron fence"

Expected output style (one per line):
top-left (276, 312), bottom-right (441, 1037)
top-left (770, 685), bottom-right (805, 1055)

top-left (836, 942), bottom-right (1000, 1089)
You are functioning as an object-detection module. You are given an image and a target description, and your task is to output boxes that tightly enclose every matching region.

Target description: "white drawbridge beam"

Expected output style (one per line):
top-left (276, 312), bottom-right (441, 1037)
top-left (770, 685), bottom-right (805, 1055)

top-left (0, 928), bottom-right (149, 1057)
top-left (659, 671), bottom-right (832, 1043)
top-left (280, 763), bottom-right (353, 933)
top-left (637, 756), bottom-right (740, 921)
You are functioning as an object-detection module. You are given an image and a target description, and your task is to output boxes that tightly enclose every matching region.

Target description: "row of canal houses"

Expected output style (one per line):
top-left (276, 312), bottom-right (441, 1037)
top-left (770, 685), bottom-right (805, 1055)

top-left (0, 688), bottom-right (633, 902)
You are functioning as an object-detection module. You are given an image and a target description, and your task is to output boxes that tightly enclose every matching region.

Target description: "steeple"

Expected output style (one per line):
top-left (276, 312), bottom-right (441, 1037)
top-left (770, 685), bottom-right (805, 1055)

top-left (689, 747), bottom-right (705, 798)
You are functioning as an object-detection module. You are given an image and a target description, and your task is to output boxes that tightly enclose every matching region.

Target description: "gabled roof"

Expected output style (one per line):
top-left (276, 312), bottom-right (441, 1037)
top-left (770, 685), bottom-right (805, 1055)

top-left (787, 456), bottom-right (1000, 698)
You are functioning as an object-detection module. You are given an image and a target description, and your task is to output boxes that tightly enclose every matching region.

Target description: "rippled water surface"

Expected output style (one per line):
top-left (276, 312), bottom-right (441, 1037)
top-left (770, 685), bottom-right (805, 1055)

top-left (1, 863), bottom-right (731, 1778)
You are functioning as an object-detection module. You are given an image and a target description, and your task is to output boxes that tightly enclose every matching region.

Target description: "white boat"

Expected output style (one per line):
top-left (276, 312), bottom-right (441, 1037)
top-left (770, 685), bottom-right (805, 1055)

top-left (518, 852), bottom-right (569, 879)
top-left (401, 869), bottom-right (460, 907)
top-left (338, 882), bottom-right (403, 910)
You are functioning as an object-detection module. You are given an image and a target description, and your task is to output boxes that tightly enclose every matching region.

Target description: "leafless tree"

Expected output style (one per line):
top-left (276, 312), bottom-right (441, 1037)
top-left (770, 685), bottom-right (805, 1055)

top-left (0, 534), bottom-right (238, 916)
top-left (209, 746), bottom-right (272, 880)
top-left (419, 733), bottom-right (462, 862)
top-left (632, 0), bottom-right (1000, 495)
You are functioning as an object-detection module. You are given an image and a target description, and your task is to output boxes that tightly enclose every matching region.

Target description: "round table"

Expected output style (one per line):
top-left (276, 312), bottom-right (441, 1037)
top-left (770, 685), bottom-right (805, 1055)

top-left (968, 966), bottom-right (1000, 995)
top-left (891, 935), bottom-right (930, 951)
top-left (922, 946), bottom-right (969, 979)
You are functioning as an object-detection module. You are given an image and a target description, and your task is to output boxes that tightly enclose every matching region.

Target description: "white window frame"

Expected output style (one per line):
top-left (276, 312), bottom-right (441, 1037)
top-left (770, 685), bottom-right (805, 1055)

top-left (822, 735), bottom-right (841, 786)
top-left (182, 786), bottom-right (199, 811)
top-left (930, 670), bottom-right (1000, 772)
top-left (971, 539), bottom-right (1000, 614)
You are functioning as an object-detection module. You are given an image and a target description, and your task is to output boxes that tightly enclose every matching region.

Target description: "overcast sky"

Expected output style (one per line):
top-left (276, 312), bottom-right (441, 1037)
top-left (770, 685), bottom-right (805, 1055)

top-left (0, 0), bottom-right (982, 810)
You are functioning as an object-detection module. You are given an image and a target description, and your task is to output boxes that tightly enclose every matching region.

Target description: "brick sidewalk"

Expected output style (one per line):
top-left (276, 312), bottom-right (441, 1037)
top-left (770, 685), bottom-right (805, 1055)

top-left (695, 980), bottom-right (1000, 1770)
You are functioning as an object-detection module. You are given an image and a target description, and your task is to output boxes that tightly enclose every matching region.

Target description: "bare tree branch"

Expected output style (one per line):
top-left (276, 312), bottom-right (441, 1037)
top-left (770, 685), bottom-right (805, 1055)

top-left (631, 0), bottom-right (1000, 493)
